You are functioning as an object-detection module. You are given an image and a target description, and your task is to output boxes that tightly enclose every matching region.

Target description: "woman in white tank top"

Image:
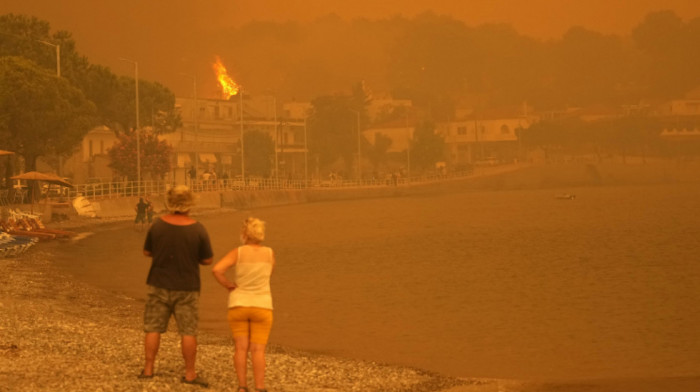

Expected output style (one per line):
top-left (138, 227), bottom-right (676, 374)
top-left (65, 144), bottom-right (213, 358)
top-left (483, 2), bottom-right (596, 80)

top-left (212, 217), bottom-right (275, 392)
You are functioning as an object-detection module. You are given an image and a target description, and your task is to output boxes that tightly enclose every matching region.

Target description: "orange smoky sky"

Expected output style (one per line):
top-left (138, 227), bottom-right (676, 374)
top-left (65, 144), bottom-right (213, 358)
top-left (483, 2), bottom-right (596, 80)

top-left (3, 0), bottom-right (700, 39)
top-left (222, 0), bottom-right (700, 38)
top-left (2, 0), bottom-right (699, 97)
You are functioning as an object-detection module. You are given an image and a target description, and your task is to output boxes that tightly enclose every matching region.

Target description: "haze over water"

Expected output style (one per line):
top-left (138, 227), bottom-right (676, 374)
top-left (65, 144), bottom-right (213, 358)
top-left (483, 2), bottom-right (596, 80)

top-left (48, 182), bottom-right (700, 381)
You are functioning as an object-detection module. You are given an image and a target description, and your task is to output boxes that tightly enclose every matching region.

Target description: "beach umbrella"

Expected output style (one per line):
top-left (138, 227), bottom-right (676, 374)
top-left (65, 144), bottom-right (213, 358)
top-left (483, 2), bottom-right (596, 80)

top-left (11, 171), bottom-right (73, 213)
top-left (11, 171), bottom-right (73, 188)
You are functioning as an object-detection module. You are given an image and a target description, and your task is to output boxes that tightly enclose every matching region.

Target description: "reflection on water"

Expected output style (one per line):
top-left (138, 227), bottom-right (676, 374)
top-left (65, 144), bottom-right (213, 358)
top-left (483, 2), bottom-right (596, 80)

top-left (48, 183), bottom-right (700, 380)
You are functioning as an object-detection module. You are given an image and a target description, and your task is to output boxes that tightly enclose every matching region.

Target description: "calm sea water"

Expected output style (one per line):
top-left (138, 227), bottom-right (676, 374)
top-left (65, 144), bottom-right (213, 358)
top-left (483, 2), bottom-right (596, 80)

top-left (48, 182), bottom-right (700, 381)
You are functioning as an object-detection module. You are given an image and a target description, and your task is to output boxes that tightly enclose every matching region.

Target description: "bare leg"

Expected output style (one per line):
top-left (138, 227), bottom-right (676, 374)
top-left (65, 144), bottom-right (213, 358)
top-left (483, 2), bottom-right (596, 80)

top-left (250, 342), bottom-right (266, 390)
top-left (181, 335), bottom-right (198, 381)
top-left (233, 335), bottom-right (250, 388)
top-left (143, 332), bottom-right (161, 375)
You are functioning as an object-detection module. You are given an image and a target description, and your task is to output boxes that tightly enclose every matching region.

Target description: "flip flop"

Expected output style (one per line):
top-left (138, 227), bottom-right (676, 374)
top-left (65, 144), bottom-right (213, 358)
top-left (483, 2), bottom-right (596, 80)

top-left (137, 370), bottom-right (153, 379)
top-left (181, 376), bottom-right (209, 388)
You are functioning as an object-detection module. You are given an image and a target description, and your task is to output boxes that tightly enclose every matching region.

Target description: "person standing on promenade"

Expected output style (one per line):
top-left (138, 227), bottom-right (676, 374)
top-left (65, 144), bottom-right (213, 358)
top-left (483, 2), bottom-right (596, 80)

top-left (140, 185), bottom-right (213, 388)
top-left (134, 197), bottom-right (148, 230)
top-left (212, 217), bottom-right (275, 392)
top-left (145, 196), bottom-right (155, 223)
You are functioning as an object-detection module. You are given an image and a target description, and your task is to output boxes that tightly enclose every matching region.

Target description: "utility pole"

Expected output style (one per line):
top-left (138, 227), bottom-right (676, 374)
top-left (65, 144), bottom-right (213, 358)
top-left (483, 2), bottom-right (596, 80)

top-left (38, 40), bottom-right (60, 78)
top-left (119, 57), bottom-right (140, 189)
top-left (304, 117), bottom-right (308, 187)
top-left (239, 89), bottom-right (245, 182)
top-left (181, 73), bottom-right (199, 182)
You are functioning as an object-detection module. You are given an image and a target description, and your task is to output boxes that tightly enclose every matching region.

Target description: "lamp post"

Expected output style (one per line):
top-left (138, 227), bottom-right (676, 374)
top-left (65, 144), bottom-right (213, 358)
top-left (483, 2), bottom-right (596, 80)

top-left (181, 73), bottom-right (199, 182)
top-left (38, 40), bottom-right (60, 78)
top-left (304, 116), bottom-right (308, 187)
top-left (272, 96), bottom-right (278, 183)
top-left (239, 89), bottom-right (245, 182)
top-left (39, 40), bottom-right (61, 175)
top-left (405, 112), bottom-right (411, 183)
top-left (119, 57), bottom-right (141, 189)
top-left (350, 110), bottom-right (362, 181)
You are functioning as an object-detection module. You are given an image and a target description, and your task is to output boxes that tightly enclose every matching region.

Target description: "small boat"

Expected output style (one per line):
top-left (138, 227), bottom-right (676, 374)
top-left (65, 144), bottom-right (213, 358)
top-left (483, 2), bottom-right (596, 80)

top-left (5, 229), bottom-right (56, 240)
top-left (0, 232), bottom-right (39, 257)
top-left (555, 193), bottom-right (576, 200)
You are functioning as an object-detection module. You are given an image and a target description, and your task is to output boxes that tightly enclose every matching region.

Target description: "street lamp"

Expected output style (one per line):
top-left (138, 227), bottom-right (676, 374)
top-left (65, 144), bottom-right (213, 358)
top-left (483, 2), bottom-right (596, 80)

top-left (350, 110), bottom-right (362, 181)
top-left (271, 96), bottom-right (278, 183)
top-left (39, 40), bottom-right (61, 175)
top-left (239, 88), bottom-right (245, 182)
top-left (405, 113), bottom-right (411, 183)
top-left (119, 57), bottom-right (141, 189)
top-left (304, 116), bottom-right (308, 187)
top-left (181, 73), bottom-right (199, 181)
top-left (38, 40), bottom-right (60, 78)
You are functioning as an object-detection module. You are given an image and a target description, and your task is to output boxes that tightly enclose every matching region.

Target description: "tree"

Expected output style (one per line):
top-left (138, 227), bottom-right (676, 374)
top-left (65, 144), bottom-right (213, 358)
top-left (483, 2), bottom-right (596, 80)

top-left (0, 56), bottom-right (97, 170)
top-left (366, 132), bottom-right (392, 172)
top-left (409, 120), bottom-right (444, 170)
top-left (107, 128), bottom-right (172, 180)
top-left (1, 13), bottom-right (182, 135)
top-left (307, 93), bottom-right (369, 173)
top-left (387, 13), bottom-right (474, 120)
top-left (548, 27), bottom-right (632, 106)
top-left (632, 11), bottom-right (694, 98)
top-left (242, 130), bottom-right (274, 177)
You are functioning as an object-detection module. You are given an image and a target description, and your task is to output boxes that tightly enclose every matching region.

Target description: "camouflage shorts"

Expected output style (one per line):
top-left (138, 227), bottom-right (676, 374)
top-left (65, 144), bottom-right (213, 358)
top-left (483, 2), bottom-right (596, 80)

top-left (144, 285), bottom-right (199, 336)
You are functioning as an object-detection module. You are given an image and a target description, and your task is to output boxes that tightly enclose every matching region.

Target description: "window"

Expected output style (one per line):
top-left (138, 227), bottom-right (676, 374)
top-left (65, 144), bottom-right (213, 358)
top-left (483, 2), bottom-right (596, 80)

top-left (457, 126), bottom-right (467, 135)
top-left (501, 124), bottom-right (510, 134)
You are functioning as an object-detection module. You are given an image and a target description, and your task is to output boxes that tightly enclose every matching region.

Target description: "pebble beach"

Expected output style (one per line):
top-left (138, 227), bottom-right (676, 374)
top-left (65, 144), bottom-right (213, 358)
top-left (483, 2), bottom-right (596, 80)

top-left (0, 222), bottom-right (470, 392)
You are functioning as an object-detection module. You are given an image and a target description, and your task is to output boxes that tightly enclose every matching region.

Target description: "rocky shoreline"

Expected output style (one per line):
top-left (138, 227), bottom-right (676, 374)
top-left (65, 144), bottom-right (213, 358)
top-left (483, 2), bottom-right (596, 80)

top-left (0, 226), bottom-right (474, 392)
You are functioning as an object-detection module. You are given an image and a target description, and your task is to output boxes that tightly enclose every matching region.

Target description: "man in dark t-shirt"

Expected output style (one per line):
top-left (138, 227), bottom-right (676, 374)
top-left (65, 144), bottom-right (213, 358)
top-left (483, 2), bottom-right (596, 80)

top-left (135, 197), bottom-right (148, 230)
top-left (139, 185), bottom-right (213, 388)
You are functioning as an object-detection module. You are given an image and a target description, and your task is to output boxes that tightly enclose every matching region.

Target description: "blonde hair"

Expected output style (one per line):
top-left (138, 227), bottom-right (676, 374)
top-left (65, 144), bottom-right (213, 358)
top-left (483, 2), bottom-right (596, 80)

top-left (165, 185), bottom-right (196, 213)
top-left (241, 217), bottom-right (265, 243)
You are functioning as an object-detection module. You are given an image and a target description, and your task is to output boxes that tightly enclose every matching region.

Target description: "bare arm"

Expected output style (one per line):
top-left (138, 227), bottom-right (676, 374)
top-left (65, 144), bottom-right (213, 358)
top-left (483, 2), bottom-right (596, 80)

top-left (212, 249), bottom-right (238, 291)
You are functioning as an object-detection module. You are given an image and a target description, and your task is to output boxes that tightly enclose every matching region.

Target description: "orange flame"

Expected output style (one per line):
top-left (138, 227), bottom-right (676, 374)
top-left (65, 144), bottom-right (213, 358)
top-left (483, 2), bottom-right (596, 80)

top-left (213, 56), bottom-right (239, 99)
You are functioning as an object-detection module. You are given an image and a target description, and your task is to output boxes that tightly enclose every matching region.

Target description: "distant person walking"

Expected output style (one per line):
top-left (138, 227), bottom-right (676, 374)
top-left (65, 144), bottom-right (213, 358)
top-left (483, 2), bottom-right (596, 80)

top-left (134, 197), bottom-right (148, 230)
top-left (145, 196), bottom-right (155, 223)
top-left (139, 185), bottom-right (213, 388)
top-left (212, 217), bottom-right (275, 392)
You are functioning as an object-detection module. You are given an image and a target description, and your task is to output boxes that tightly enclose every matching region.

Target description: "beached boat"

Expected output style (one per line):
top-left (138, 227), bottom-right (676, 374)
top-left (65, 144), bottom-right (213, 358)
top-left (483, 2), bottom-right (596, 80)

top-left (0, 232), bottom-right (38, 257)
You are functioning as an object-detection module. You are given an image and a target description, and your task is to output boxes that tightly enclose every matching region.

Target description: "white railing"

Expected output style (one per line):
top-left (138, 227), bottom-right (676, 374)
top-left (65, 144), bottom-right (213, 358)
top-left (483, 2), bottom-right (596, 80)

top-left (63, 164), bottom-right (514, 201)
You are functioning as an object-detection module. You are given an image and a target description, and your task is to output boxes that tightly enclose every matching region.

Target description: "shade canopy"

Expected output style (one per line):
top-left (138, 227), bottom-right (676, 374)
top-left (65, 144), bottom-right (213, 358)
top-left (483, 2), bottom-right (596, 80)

top-left (11, 171), bottom-right (73, 188)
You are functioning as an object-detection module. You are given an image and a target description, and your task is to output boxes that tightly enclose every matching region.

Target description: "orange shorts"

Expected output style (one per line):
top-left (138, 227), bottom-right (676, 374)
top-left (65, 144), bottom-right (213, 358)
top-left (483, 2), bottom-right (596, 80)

top-left (227, 307), bottom-right (273, 344)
